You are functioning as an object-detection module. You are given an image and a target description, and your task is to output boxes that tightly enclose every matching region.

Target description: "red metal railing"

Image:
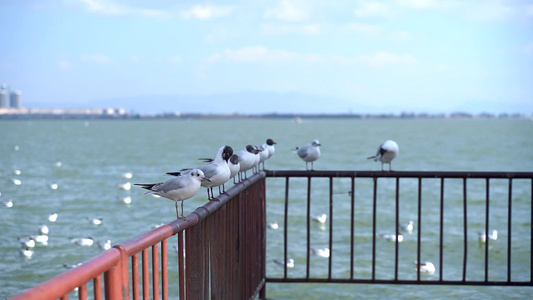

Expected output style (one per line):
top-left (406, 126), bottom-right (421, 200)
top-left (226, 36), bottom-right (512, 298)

top-left (9, 170), bottom-right (533, 299)
top-left (9, 171), bottom-right (266, 300)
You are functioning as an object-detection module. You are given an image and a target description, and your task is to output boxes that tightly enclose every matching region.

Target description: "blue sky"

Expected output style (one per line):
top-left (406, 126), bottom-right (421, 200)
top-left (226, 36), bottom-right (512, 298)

top-left (1, 0), bottom-right (532, 114)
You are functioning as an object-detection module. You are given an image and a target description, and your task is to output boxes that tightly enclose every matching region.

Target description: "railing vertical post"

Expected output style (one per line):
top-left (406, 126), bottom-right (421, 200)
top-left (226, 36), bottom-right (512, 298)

top-left (350, 176), bottom-right (355, 280)
top-left (507, 179), bottom-right (512, 283)
top-left (178, 232), bottom-right (185, 300)
top-left (484, 178), bottom-right (490, 282)
top-left (283, 176), bottom-right (290, 279)
top-left (104, 259), bottom-right (123, 299)
top-left (416, 177), bottom-right (422, 282)
top-left (132, 254), bottom-right (140, 300)
top-left (439, 178), bottom-right (444, 281)
top-left (462, 178), bottom-right (468, 282)
top-left (328, 177), bottom-right (333, 280)
top-left (395, 177), bottom-right (400, 281)
top-left (114, 245), bottom-right (130, 300)
top-left (306, 176), bottom-right (311, 280)
top-left (372, 177), bottom-right (378, 281)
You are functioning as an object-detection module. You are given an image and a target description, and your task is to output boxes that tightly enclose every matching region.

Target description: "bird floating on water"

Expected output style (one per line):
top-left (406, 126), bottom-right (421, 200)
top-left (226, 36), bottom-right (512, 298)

top-left (312, 213), bottom-right (327, 224)
top-left (382, 233), bottom-right (404, 242)
top-left (311, 247), bottom-right (330, 258)
top-left (295, 139), bottom-right (321, 171)
top-left (367, 140), bottom-right (399, 171)
top-left (71, 237), bottom-right (94, 247)
top-left (48, 213), bottom-right (58, 222)
top-left (478, 230), bottom-right (498, 243)
top-left (415, 261), bottom-right (435, 274)
top-left (400, 220), bottom-right (414, 233)
top-left (274, 258), bottom-right (295, 268)
top-left (267, 221), bottom-right (279, 230)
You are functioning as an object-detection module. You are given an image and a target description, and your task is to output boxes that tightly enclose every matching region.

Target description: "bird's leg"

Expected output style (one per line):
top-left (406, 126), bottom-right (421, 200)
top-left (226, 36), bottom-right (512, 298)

top-left (180, 201), bottom-right (188, 221)
top-left (175, 200), bottom-right (180, 219)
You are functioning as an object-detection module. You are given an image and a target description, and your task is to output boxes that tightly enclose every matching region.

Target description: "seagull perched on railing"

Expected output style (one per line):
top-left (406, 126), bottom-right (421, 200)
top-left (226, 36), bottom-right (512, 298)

top-left (367, 140), bottom-right (399, 171)
top-left (135, 169), bottom-right (210, 219)
top-left (235, 145), bottom-right (261, 179)
top-left (167, 145), bottom-right (233, 200)
top-left (294, 139), bottom-right (321, 171)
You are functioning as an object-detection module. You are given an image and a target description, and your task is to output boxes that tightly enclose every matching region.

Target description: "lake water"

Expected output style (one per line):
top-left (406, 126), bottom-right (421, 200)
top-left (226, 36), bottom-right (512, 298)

top-left (1, 118), bottom-right (532, 299)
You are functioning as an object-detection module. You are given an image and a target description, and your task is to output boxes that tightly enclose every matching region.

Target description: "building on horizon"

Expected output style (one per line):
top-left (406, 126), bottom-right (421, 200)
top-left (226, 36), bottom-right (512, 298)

top-left (10, 90), bottom-right (22, 108)
top-left (0, 85), bottom-right (8, 108)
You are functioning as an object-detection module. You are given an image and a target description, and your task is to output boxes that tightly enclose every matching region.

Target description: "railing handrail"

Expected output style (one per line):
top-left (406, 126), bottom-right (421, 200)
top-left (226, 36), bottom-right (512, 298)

top-left (265, 170), bottom-right (533, 179)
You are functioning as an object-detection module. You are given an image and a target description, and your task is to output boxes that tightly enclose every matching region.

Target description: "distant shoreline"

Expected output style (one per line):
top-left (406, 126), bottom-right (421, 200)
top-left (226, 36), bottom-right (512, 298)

top-left (0, 110), bottom-right (529, 120)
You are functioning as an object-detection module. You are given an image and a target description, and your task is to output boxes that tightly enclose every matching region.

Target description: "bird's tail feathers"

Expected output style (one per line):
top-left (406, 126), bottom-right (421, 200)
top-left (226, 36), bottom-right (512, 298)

top-left (166, 172), bottom-right (182, 176)
top-left (198, 158), bottom-right (213, 162)
top-left (367, 155), bottom-right (376, 160)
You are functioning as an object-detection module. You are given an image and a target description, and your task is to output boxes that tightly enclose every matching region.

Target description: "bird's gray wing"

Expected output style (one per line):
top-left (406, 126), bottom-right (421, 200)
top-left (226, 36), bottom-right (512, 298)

top-left (157, 177), bottom-right (188, 193)
top-left (297, 145), bottom-right (309, 159)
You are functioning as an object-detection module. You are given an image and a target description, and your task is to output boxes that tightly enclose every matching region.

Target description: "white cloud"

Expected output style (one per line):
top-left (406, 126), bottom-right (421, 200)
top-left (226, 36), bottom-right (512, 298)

top-left (180, 5), bottom-right (232, 20)
top-left (208, 46), bottom-right (416, 68)
top-left (264, 0), bottom-right (309, 22)
top-left (354, 1), bottom-right (391, 18)
top-left (467, 1), bottom-right (514, 22)
top-left (358, 51), bottom-right (416, 67)
top-left (58, 60), bottom-right (71, 69)
top-left (81, 54), bottom-right (111, 64)
top-left (262, 23), bottom-right (321, 35)
top-left (78, 0), bottom-right (171, 19)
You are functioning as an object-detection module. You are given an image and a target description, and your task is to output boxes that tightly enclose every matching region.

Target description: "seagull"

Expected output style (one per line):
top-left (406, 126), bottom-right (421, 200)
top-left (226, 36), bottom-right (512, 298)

top-left (19, 237), bottom-right (36, 248)
top-left (295, 139), bottom-right (321, 171)
top-left (48, 213), bottom-right (58, 222)
top-left (98, 239), bottom-right (112, 250)
top-left (122, 172), bottom-right (133, 179)
top-left (118, 182), bottom-right (131, 191)
top-left (228, 154), bottom-right (240, 183)
top-left (267, 221), bottom-right (279, 230)
top-left (257, 144), bottom-right (269, 170)
top-left (135, 168), bottom-right (210, 220)
top-left (32, 234), bottom-right (49, 245)
top-left (235, 145), bottom-right (261, 179)
top-left (48, 183), bottom-right (59, 190)
top-left (11, 178), bottom-right (22, 185)
top-left (382, 233), bottom-right (404, 242)
top-left (167, 145), bottom-right (233, 200)
top-left (39, 224), bottom-right (49, 235)
top-left (71, 237), bottom-right (94, 247)
top-left (121, 196), bottom-right (132, 204)
top-left (264, 138), bottom-right (277, 160)
top-left (478, 230), bottom-right (498, 243)
top-left (4, 200), bottom-right (13, 208)
top-left (367, 140), bottom-right (399, 171)
top-left (63, 263), bottom-right (82, 269)
top-left (87, 217), bottom-right (103, 225)
top-left (312, 213), bottom-right (327, 224)
top-left (274, 258), bottom-right (295, 268)
top-left (311, 247), bottom-right (330, 258)
top-left (400, 220), bottom-right (414, 233)
top-left (415, 261), bottom-right (436, 274)
top-left (20, 248), bottom-right (34, 258)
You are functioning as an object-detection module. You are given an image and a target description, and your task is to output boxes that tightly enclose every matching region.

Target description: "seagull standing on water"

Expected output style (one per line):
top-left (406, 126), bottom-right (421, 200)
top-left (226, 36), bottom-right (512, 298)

top-left (367, 140), bottom-right (399, 171)
top-left (135, 169), bottom-right (210, 220)
top-left (295, 139), bottom-right (321, 171)
top-left (167, 145), bottom-right (233, 200)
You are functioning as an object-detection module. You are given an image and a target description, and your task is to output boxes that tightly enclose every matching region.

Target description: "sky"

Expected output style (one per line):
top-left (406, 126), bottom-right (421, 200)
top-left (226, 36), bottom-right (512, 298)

top-left (1, 0), bottom-right (532, 114)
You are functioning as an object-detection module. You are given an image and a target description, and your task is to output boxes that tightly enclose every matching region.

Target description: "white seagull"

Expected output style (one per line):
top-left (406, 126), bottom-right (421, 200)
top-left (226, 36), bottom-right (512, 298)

top-left (382, 233), bottom-right (404, 242)
top-left (400, 220), bottom-right (414, 233)
top-left (228, 154), bottom-right (240, 183)
top-left (295, 139), bottom-right (321, 171)
top-left (4, 200), bottom-right (13, 208)
top-left (135, 168), bottom-right (210, 219)
top-left (32, 234), bottom-right (49, 245)
top-left (39, 224), bottom-right (49, 235)
top-left (311, 247), bottom-right (330, 258)
top-left (367, 140), bottom-right (399, 171)
top-left (20, 248), bottom-right (34, 258)
top-left (122, 172), bottom-right (133, 179)
top-left (87, 217), bottom-right (103, 225)
top-left (121, 196), bottom-right (132, 204)
top-left (98, 239), bottom-right (112, 250)
top-left (312, 213), bottom-right (327, 224)
top-left (71, 237), bottom-right (94, 247)
top-left (267, 221), bottom-right (279, 230)
top-left (415, 261), bottom-right (436, 274)
top-left (274, 258), bottom-right (295, 268)
top-left (257, 144), bottom-right (269, 170)
top-left (118, 182), bottom-right (131, 191)
top-left (235, 145), bottom-right (261, 179)
top-left (264, 138), bottom-right (277, 160)
top-left (48, 213), bottom-right (58, 222)
top-left (478, 230), bottom-right (498, 243)
top-left (19, 236), bottom-right (36, 248)
top-left (168, 145), bottom-right (233, 200)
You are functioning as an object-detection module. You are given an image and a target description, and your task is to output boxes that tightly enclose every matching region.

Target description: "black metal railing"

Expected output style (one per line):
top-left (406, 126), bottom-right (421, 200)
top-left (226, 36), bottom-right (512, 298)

top-left (263, 170), bottom-right (533, 288)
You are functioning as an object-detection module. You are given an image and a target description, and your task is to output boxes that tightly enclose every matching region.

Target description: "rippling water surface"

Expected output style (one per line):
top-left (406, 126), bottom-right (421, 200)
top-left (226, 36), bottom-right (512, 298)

top-left (1, 118), bottom-right (532, 299)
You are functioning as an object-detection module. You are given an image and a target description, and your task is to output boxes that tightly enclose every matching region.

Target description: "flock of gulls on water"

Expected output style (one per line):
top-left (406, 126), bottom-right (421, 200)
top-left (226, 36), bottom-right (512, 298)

top-left (5, 138), bottom-right (499, 275)
top-left (3, 160), bottom-right (132, 260)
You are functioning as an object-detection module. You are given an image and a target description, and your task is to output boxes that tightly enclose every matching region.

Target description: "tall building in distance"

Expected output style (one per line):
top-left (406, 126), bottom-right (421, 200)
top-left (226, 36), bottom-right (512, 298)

top-left (10, 90), bottom-right (22, 108)
top-left (0, 84), bottom-right (8, 108)
top-left (0, 84), bottom-right (22, 108)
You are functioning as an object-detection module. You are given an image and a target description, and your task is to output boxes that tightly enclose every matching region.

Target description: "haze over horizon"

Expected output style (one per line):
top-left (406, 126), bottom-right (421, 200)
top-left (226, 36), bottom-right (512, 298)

top-left (1, 1), bottom-right (532, 115)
